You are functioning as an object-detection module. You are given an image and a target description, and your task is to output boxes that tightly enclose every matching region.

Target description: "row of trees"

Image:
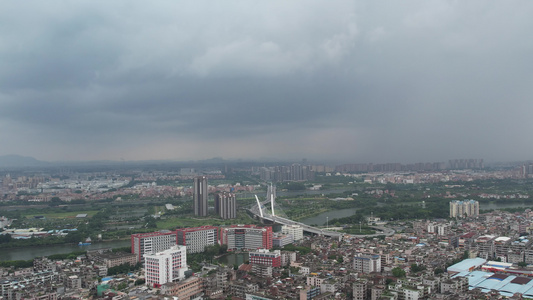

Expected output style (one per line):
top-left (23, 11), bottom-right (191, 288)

top-left (188, 244), bottom-right (228, 271)
top-left (107, 262), bottom-right (142, 276)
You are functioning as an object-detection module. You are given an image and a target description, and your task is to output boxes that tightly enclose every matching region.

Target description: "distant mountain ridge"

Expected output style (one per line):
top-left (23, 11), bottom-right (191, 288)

top-left (0, 154), bottom-right (48, 167)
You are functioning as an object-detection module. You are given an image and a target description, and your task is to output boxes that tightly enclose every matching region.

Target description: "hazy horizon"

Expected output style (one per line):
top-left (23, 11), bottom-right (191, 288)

top-left (0, 153), bottom-right (517, 168)
top-left (1, 1), bottom-right (532, 163)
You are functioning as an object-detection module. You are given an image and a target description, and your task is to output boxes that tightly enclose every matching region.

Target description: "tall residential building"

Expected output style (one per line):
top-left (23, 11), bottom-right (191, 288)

top-left (219, 225), bottom-right (273, 251)
top-left (450, 200), bottom-right (480, 218)
top-left (131, 231), bottom-right (177, 262)
top-left (176, 226), bottom-right (218, 253)
top-left (144, 245), bottom-right (188, 287)
top-left (353, 253), bottom-right (381, 274)
top-left (193, 176), bottom-right (208, 217)
top-left (215, 192), bottom-right (236, 219)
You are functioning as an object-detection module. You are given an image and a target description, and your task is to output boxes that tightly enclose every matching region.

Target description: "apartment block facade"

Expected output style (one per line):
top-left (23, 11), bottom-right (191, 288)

top-left (131, 230), bottom-right (177, 261)
top-left (144, 245), bottom-right (188, 287)
top-left (176, 225), bottom-right (218, 254)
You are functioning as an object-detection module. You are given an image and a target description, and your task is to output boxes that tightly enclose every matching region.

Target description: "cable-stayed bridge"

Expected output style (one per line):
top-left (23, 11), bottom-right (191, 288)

top-left (249, 184), bottom-right (344, 239)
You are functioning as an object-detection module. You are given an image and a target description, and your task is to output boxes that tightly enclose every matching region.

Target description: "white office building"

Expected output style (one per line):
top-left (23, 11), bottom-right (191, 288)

top-left (144, 245), bottom-right (188, 287)
top-left (281, 225), bottom-right (304, 241)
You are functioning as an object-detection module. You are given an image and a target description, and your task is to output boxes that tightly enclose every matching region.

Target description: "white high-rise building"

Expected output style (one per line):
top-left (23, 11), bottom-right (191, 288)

top-left (281, 225), bottom-right (304, 241)
top-left (450, 200), bottom-right (479, 218)
top-left (144, 245), bottom-right (188, 287)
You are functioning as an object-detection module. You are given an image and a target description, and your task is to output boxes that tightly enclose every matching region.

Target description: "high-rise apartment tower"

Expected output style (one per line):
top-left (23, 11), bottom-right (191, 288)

top-left (215, 192), bottom-right (236, 219)
top-left (193, 176), bottom-right (208, 216)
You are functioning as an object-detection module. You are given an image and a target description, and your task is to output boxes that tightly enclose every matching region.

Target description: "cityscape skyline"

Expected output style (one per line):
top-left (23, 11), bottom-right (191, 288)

top-left (0, 153), bottom-right (506, 167)
top-left (1, 2), bottom-right (533, 164)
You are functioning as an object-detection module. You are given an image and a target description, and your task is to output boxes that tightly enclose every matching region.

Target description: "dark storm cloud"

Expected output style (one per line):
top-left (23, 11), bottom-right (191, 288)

top-left (1, 1), bottom-right (533, 162)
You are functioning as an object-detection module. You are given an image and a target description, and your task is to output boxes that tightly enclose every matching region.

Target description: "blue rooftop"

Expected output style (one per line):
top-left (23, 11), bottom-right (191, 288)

top-left (454, 270), bottom-right (533, 297)
top-left (447, 258), bottom-right (487, 273)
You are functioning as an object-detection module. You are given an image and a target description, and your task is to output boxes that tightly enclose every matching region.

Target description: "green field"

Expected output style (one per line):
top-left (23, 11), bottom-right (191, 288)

top-left (26, 210), bottom-right (99, 219)
top-left (156, 212), bottom-right (256, 229)
top-left (156, 217), bottom-right (212, 229)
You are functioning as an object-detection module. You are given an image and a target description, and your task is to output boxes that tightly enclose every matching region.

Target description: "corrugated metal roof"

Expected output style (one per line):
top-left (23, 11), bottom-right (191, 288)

top-left (447, 258), bottom-right (487, 273)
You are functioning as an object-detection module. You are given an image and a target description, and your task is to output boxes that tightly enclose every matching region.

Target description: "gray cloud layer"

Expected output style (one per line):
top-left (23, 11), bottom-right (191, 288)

top-left (1, 1), bottom-right (532, 162)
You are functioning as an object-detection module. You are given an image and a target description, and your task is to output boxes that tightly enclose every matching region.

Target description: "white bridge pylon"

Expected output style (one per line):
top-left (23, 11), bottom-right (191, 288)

top-left (271, 188), bottom-right (275, 217)
top-left (254, 183), bottom-right (280, 218)
top-left (254, 195), bottom-right (264, 218)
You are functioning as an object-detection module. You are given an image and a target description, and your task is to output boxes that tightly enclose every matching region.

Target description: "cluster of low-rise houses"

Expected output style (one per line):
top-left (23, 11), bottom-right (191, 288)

top-left (2, 166), bottom-right (532, 204)
top-left (336, 168), bottom-right (528, 185)
top-left (5, 209), bottom-right (533, 299)
top-left (0, 173), bottom-right (255, 203)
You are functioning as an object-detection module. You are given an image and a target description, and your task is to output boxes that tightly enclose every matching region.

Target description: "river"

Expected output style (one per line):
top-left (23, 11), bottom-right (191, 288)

top-left (0, 239), bottom-right (131, 261)
top-left (276, 188), bottom-right (348, 197)
top-left (296, 202), bottom-right (533, 227)
top-left (298, 208), bottom-right (358, 226)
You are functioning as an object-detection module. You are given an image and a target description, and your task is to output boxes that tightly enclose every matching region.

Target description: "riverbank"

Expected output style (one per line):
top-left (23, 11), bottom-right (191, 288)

top-left (289, 208), bottom-right (329, 222)
top-left (0, 239), bottom-right (131, 261)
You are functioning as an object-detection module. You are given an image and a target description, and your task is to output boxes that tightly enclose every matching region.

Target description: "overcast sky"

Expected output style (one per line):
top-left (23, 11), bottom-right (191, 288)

top-left (1, 1), bottom-right (532, 163)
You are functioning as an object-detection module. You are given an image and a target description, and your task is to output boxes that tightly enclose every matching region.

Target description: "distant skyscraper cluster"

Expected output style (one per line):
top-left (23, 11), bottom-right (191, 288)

top-left (193, 176), bottom-right (208, 217)
top-left (335, 159), bottom-right (484, 173)
top-left (448, 159), bottom-right (484, 170)
top-left (192, 176), bottom-right (237, 219)
top-left (450, 200), bottom-right (479, 218)
top-left (336, 162), bottom-right (446, 173)
top-left (258, 164), bottom-right (315, 182)
top-left (520, 163), bottom-right (533, 178)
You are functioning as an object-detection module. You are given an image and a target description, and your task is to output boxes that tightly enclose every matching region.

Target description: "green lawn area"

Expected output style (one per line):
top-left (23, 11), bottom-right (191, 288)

top-left (156, 217), bottom-right (212, 229)
top-left (156, 212), bottom-right (256, 230)
top-left (26, 210), bottom-right (99, 219)
top-left (280, 197), bottom-right (328, 201)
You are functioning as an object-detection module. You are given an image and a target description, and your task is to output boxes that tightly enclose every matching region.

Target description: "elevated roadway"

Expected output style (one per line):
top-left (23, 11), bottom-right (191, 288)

top-left (249, 192), bottom-right (395, 239)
